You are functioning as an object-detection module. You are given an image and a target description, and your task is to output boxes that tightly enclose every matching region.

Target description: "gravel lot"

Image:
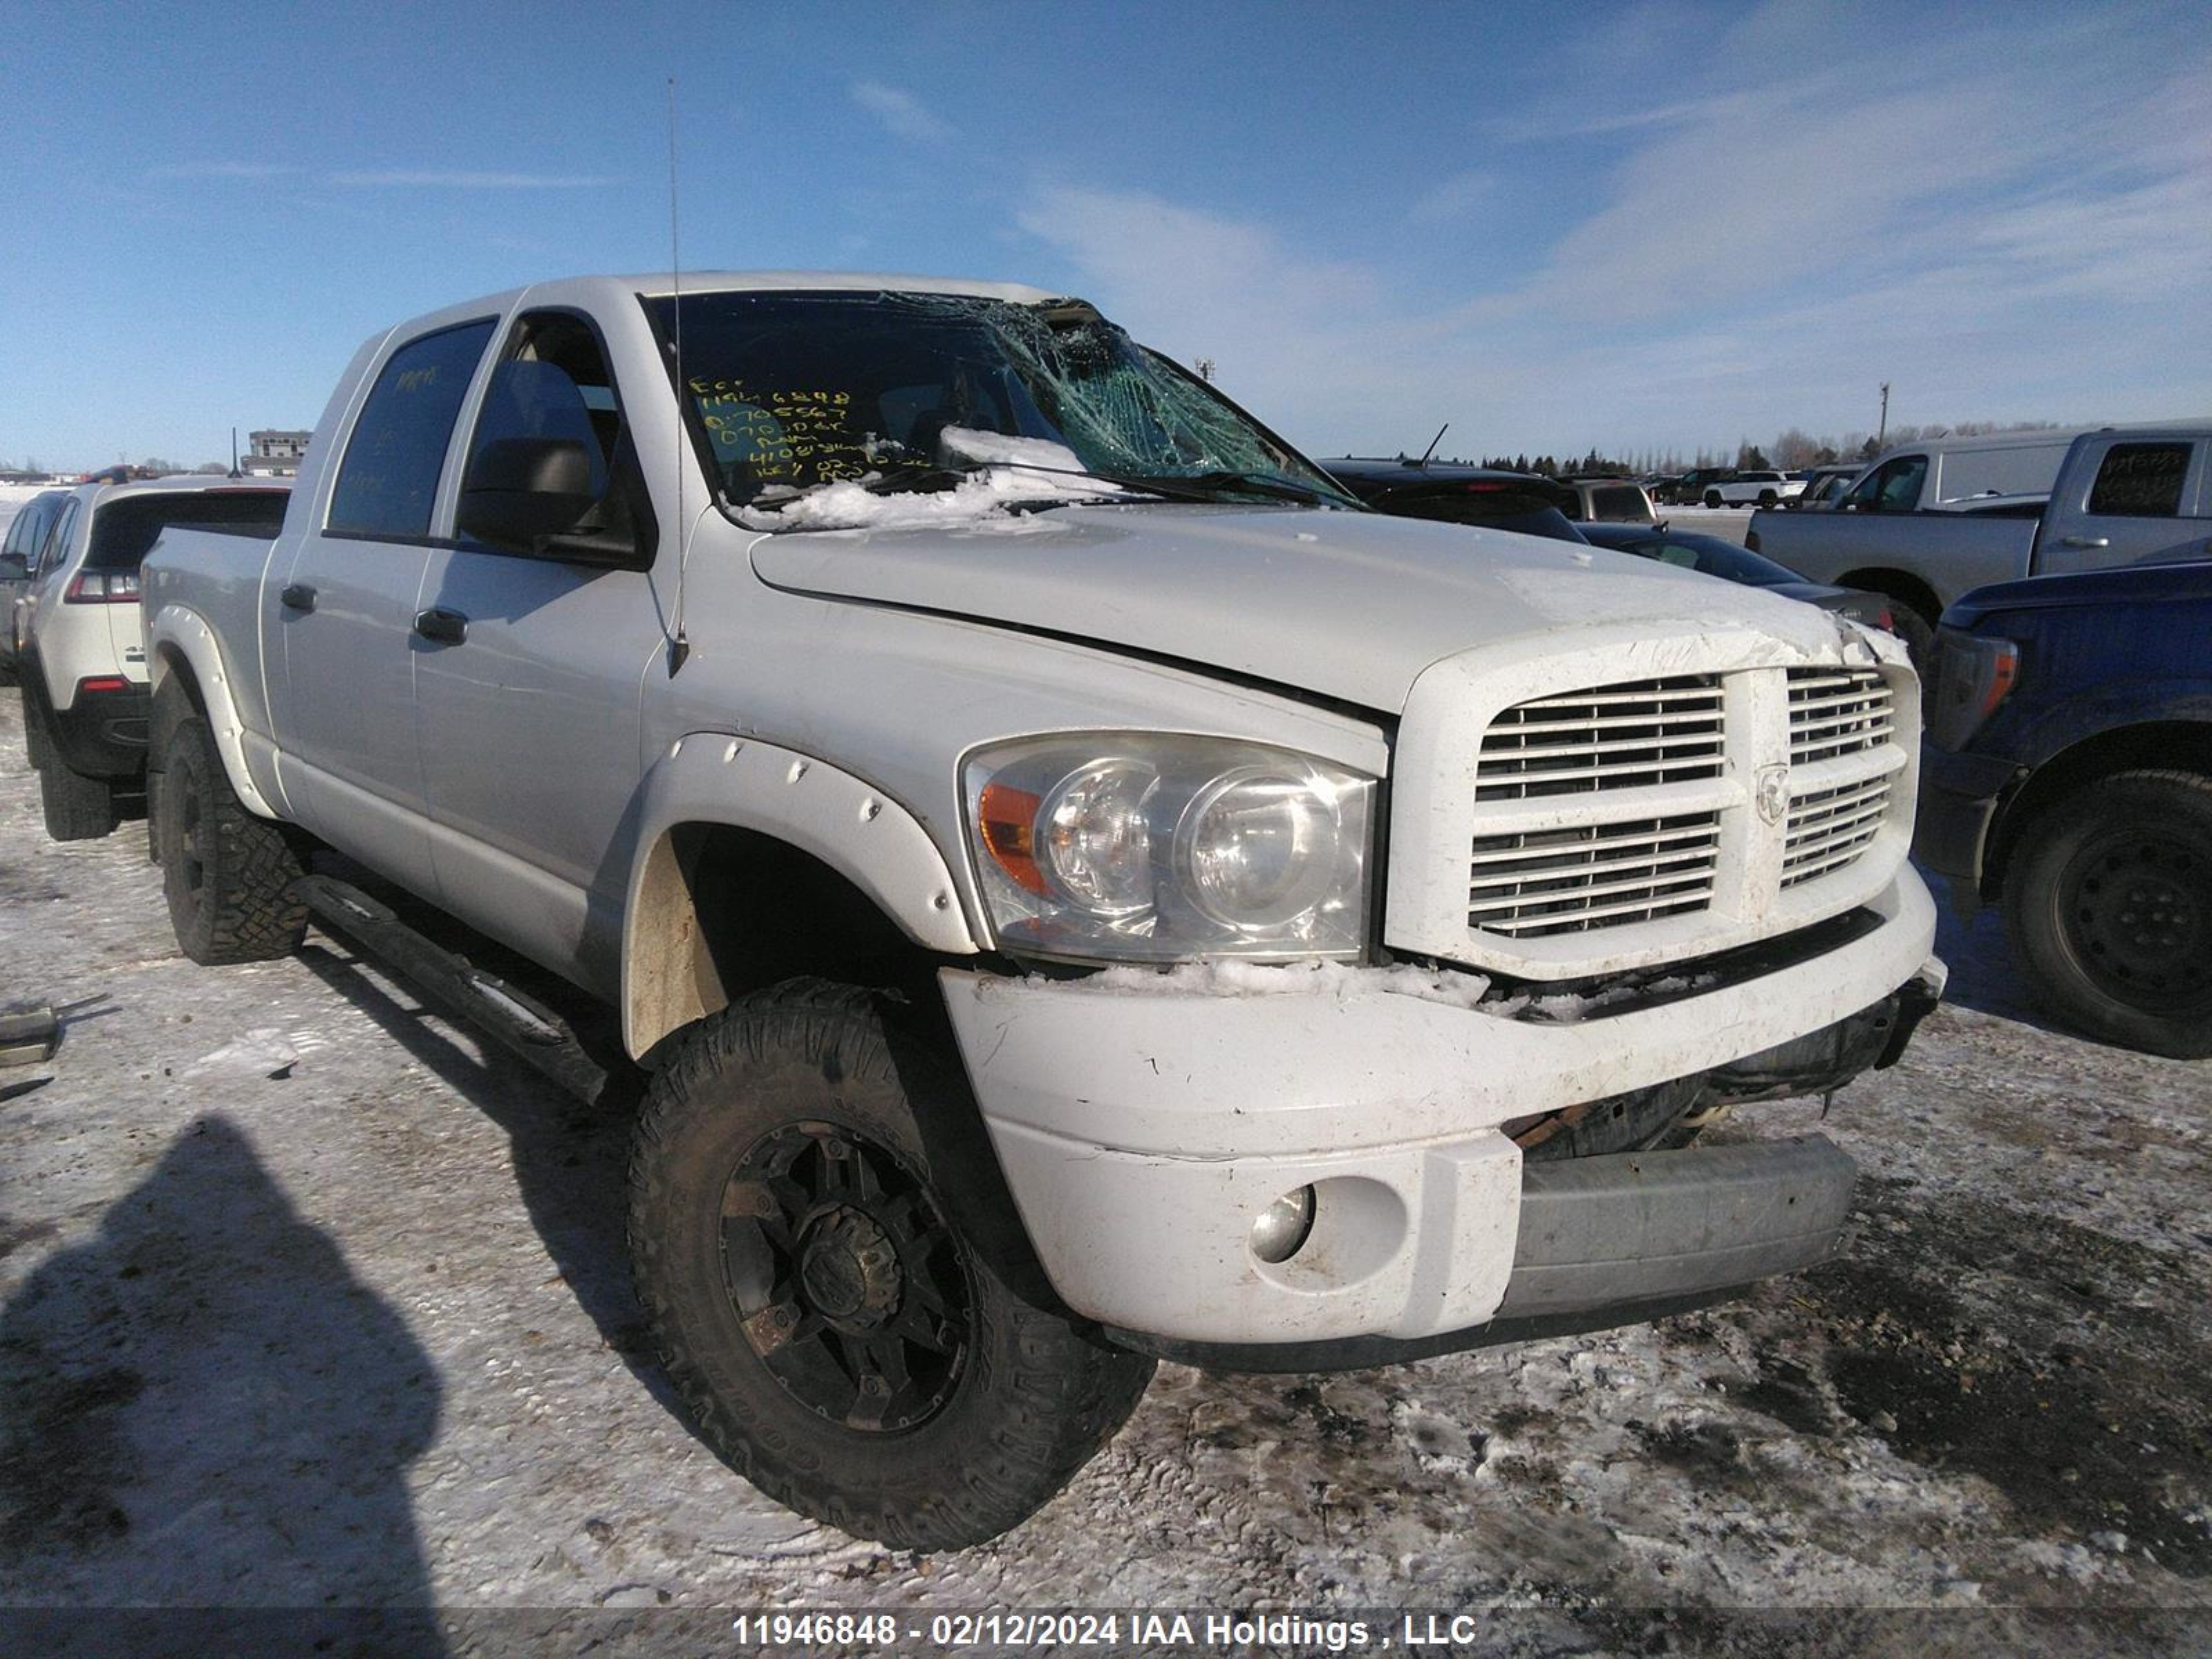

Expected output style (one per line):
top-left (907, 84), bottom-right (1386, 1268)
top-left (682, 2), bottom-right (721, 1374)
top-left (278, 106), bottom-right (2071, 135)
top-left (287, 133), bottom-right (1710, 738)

top-left (1, 679), bottom-right (2207, 1655)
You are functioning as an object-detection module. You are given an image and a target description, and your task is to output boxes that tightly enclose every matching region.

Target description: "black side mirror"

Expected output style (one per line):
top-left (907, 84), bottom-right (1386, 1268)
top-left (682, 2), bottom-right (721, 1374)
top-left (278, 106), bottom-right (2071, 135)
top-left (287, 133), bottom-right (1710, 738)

top-left (457, 437), bottom-right (598, 549)
top-left (0, 552), bottom-right (26, 579)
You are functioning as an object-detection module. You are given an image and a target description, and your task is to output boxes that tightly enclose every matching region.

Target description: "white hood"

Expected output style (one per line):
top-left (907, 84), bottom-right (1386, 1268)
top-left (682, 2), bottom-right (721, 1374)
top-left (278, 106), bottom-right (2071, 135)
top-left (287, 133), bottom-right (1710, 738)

top-left (751, 504), bottom-right (1857, 712)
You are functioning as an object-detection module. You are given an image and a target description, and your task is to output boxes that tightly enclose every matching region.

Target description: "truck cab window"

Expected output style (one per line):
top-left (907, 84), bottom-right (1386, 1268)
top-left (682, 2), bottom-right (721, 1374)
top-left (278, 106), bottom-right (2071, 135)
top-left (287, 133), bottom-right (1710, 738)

top-left (2086, 442), bottom-right (2191, 518)
top-left (1841, 454), bottom-right (1926, 512)
top-left (460, 310), bottom-right (653, 558)
top-left (328, 319), bottom-right (498, 538)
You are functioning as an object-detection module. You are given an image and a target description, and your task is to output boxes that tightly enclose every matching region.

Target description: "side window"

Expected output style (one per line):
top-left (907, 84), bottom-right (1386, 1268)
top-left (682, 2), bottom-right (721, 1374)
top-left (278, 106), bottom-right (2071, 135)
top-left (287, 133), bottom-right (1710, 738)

top-left (35, 500), bottom-right (79, 575)
top-left (1841, 455), bottom-right (1926, 512)
top-left (458, 310), bottom-right (652, 557)
top-left (328, 319), bottom-right (497, 538)
top-left (2086, 442), bottom-right (2191, 518)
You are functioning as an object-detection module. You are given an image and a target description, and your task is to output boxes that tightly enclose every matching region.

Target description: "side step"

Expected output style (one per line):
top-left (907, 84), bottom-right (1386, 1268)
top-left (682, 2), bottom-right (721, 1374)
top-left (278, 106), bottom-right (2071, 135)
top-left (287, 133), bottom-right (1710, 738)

top-left (292, 874), bottom-right (608, 1104)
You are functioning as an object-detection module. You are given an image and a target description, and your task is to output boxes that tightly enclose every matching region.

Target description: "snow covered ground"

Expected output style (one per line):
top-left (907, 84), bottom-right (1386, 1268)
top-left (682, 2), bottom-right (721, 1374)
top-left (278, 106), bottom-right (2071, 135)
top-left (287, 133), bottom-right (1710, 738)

top-left (0, 688), bottom-right (2206, 1652)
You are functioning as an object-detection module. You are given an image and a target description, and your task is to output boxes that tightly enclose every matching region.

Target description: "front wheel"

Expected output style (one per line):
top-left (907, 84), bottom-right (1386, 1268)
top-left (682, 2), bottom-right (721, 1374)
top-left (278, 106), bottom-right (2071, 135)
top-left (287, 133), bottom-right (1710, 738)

top-left (629, 980), bottom-right (1154, 1550)
top-left (1758, 490), bottom-right (1779, 507)
top-left (2004, 770), bottom-right (2212, 1058)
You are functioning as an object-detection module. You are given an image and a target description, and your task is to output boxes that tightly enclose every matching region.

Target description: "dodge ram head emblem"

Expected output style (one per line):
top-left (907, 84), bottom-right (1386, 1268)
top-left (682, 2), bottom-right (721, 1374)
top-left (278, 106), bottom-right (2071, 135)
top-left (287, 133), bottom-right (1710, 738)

top-left (1756, 763), bottom-right (1791, 827)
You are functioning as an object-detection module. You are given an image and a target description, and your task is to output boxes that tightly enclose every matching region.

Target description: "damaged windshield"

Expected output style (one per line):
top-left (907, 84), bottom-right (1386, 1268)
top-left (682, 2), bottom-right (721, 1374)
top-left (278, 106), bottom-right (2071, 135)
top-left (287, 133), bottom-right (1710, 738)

top-left (644, 290), bottom-right (1358, 515)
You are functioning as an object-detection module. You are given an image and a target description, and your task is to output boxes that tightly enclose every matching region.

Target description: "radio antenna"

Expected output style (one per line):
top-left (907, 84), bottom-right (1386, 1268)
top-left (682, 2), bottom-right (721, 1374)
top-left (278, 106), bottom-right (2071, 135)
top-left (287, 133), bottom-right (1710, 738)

top-left (1415, 421), bottom-right (1449, 468)
top-left (666, 75), bottom-right (691, 675)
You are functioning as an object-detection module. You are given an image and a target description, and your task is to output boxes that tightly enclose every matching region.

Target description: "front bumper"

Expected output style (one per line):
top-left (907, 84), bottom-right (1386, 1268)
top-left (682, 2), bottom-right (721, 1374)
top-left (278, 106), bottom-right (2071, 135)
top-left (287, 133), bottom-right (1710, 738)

top-left (941, 867), bottom-right (1940, 1350)
top-left (1911, 742), bottom-right (2025, 897)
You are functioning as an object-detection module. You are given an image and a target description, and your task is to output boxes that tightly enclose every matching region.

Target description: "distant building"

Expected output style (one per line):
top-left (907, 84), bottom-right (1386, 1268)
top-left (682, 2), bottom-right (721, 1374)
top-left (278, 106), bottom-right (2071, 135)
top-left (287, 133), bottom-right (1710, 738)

top-left (242, 429), bottom-right (310, 476)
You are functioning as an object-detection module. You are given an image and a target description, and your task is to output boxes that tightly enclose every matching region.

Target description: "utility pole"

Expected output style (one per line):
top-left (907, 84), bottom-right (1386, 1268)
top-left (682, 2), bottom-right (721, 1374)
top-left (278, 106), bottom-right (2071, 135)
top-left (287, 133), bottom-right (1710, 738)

top-left (1877, 382), bottom-right (1891, 446)
top-left (1194, 357), bottom-right (1216, 383)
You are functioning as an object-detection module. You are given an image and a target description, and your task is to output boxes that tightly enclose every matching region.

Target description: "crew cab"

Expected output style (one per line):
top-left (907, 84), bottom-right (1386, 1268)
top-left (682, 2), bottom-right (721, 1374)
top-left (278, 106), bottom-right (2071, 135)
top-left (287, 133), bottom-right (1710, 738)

top-left (1745, 424), bottom-right (2212, 647)
top-left (1702, 469), bottom-right (1804, 508)
top-left (140, 272), bottom-right (1944, 1550)
top-left (17, 475), bottom-right (289, 838)
top-left (1916, 557), bottom-right (2211, 1057)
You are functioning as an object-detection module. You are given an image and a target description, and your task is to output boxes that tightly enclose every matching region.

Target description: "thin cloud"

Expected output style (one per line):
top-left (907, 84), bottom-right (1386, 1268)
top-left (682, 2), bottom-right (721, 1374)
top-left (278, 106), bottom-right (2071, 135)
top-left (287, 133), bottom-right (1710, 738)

top-left (1407, 170), bottom-right (1493, 225)
top-left (146, 162), bottom-right (302, 180)
top-left (324, 169), bottom-right (620, 189)
top-left (849, 80), bottom-right (952, 142)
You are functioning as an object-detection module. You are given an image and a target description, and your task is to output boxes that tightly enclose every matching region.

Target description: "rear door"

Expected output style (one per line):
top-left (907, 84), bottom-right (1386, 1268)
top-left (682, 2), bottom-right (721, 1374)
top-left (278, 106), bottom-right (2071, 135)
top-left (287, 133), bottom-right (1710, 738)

top-left (2038, 436), bottom-right (2211, 574)
top-left (277, 316), bottom-right (498, 891)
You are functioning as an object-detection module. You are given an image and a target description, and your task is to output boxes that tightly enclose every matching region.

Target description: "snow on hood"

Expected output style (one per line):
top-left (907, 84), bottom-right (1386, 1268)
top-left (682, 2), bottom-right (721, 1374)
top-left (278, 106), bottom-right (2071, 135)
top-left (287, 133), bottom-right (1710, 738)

top-left (733, 429), bottom-right (1124, 534)
top-left (751, 503), bottom-right (1862, 711)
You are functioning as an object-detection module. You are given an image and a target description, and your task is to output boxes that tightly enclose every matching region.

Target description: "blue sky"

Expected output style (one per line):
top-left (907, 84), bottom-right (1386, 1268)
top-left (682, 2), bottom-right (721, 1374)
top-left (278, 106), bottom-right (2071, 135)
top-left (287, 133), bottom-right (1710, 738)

top-left (6, 0), bottom-right (2208, 469)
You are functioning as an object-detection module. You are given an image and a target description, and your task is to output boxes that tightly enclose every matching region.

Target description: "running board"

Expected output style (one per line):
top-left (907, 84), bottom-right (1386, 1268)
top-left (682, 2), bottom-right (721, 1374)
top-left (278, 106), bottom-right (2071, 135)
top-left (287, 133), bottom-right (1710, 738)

top-left (292, 874), bottom-right (608, 1104)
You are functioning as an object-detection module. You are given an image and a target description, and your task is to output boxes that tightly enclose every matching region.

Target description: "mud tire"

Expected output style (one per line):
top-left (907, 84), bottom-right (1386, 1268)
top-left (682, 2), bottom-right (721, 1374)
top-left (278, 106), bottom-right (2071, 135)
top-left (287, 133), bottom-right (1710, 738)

top-left (629, 979), bottom-right (1154, 1549)
top-left (155, 710), bottom-right (307, 964)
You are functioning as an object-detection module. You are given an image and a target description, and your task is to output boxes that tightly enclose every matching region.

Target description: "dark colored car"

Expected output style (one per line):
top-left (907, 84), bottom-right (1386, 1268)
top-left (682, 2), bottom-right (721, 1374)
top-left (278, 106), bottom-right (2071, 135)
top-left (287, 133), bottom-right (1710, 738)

top-left (1322, 458), bottom-right (1588, 543)
top-left (1914, 558), bottom-right (2212, 1057)
top-left (1656, 467), bottom-right (1735, 506)
top-left (1575, 522), bottom-right (1899, 635)
top-left (1, 489), bottom-right (71, 673)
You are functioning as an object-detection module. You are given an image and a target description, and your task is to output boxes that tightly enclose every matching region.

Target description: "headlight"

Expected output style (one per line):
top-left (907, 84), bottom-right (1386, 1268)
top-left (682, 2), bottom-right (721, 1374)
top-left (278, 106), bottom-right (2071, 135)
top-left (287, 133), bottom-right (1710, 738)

top-left (964, 734), bottom-right (1375, 964)
top-left (1925, 628), bottom-right (2020, 749)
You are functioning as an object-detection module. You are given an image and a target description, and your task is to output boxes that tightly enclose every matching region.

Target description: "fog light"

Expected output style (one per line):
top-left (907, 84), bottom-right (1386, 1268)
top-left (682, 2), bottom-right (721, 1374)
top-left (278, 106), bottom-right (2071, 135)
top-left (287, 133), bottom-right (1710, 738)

top-left (1250, 1185), bottom-right (1316, 1264)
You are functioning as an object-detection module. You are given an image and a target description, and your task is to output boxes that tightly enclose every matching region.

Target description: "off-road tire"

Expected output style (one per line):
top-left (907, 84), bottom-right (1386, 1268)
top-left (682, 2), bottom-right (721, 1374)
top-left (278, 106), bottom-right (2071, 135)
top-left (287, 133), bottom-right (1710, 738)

top-left (2004, 769), bottom-right (2212, 1058)
top-left (155, 711), bottom-right (307, 964)
top-left (629, 979), bottom-right (1155, 1549)
top-left (38, 756), bottom-right (117, 841)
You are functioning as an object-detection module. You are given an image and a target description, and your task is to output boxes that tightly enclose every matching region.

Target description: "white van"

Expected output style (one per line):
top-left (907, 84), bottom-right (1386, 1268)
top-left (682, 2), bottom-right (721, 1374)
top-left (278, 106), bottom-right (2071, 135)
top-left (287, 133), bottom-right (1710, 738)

top-left (1835, 430), bottom-right (2084, 513)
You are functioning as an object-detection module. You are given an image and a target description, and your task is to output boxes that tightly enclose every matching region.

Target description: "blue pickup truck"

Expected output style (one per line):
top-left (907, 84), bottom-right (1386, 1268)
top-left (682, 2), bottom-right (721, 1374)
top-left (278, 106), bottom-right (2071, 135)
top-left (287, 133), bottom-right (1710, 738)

top-left (1915, 556), bottom-right (2211, 1057)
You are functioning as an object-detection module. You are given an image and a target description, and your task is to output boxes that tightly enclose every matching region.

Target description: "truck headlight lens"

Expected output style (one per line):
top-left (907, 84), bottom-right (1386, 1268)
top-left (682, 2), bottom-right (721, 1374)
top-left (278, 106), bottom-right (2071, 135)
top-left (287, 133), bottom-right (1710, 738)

top-left (1926, 628), bottom-right (2020, 749)
top-left (964, 735), bottom-right (1375, 964)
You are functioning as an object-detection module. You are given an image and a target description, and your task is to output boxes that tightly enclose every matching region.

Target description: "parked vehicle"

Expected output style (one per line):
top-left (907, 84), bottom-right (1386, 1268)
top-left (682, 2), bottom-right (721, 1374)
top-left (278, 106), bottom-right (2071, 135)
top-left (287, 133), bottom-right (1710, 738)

top-left (1, 487), bottom-right (71, 673)
top-left (1837, 430), bottom-right (2083, 515)
top-left (1559, 476), bottom-right (1656, 523)
top-left (1324, 458), bottom-right (1588, 541)
top-left (1783, 464), bottom-right (1866, 510)
top-left (1746, 422), bottom-right (2212, 646)
top-left (1658, 467), bottom-right (1734, 506)
top-left (1575, 523), bottom-right (1897, 635)
top-left (142, 272), bottom-right (1942, 1549)
top-left (1915, 557), bottom-right (2211, 1057)
top-left (1704, 470), bottom-right (1806, 509)
top-left (17, 476), bottom-right (290, 838)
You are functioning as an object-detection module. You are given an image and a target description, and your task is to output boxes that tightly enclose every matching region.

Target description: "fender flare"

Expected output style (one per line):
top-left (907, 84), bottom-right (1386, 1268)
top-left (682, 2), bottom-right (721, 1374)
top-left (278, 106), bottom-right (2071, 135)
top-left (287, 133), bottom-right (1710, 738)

top-left (621, 733), bottom-right (980, 1059)
top-left (144, 603), bottom-right (279, 818)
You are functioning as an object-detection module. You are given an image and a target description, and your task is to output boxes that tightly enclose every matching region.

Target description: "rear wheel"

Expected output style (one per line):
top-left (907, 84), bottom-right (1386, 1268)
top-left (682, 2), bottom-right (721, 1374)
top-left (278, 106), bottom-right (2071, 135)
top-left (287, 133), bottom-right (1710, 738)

top-left (155, 709), bottom-right (307, 963)
top-left (1703, 490), bottom-right (1724, 508)
top-left (2004, 770), bottom-right (2212, 1058)
top-left (20, 678), bottom-right (49, 769)
top-left (630, 980), bottom-right (1154, 1549)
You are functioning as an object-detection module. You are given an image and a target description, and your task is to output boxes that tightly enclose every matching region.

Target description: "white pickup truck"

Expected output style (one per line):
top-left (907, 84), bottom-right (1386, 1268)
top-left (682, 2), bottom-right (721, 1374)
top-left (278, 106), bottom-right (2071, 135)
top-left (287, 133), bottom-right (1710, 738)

top-left (140, 272), bottom-right (1942, 1548)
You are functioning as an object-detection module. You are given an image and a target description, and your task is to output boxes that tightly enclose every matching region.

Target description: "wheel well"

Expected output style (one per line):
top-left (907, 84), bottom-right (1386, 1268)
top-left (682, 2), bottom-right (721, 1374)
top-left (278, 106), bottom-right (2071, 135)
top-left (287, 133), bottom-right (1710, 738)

top-left (1985, 722), bottom-right (2212, 897)
top-left (627, 822), bottom-right (942, 1064)
top-left (1837, 568), bottom-right (1942, 628)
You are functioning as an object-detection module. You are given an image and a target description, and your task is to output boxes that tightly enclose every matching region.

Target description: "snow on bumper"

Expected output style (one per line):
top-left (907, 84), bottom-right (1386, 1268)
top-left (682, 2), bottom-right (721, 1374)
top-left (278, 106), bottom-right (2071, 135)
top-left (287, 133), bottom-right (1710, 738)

top-left (941, 868), bottom-right (1940, 1347)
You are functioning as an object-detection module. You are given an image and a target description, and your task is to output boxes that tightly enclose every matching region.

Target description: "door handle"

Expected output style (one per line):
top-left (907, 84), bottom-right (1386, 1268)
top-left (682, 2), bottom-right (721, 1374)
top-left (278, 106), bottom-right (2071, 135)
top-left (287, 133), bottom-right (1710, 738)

top-left (279, 583), bottom-right (317, 612)
top-left (2059, 535), bottom-right (2110, 550)
top-left (413, 607), bottom-right (468, 646)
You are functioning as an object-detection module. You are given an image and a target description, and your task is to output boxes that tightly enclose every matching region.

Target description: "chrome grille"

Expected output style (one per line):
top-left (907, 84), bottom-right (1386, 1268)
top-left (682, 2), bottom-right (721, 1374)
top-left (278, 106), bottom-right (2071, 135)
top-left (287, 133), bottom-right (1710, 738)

top-left (1783, 774), bottom-right (1893, 888)
top-left (1474, 675), bottom-right (1723, 801)
top-left (1788, 666), bottom-right (1893, 764)
top-left (1468, 813), bottom-right (1721, 937)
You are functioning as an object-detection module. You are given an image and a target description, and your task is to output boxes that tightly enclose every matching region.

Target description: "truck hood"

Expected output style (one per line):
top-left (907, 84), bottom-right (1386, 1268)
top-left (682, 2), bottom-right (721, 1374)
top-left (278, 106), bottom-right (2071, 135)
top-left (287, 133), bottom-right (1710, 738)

top-left (751, 504), bottom-right (1848, 711)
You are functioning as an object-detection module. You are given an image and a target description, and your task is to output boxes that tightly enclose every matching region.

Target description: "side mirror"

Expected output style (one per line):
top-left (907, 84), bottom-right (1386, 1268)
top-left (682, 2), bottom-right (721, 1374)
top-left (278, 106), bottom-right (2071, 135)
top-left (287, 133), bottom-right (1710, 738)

top-left (0, 552), bottom-right (26, 579)
top-left (457, 437), bottom-right (599, 549)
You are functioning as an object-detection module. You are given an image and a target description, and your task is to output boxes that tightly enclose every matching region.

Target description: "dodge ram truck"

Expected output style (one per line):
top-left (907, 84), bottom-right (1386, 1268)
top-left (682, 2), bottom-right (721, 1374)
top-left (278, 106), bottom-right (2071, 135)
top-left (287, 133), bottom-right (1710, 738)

top-left (141, 272), bottom-right (1944, 1548)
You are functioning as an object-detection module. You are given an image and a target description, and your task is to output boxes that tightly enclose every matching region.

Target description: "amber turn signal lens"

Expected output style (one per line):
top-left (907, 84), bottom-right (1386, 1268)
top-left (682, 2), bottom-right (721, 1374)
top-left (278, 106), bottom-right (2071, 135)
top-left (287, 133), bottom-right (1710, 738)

top-left (977, 780), bottom-right (1049, 896)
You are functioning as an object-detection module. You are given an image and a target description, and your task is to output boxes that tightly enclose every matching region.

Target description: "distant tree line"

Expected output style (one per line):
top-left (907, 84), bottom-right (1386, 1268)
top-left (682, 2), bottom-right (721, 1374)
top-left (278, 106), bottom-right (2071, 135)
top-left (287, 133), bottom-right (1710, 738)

top-left (1436, 420), bottom-right (2065, 478)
